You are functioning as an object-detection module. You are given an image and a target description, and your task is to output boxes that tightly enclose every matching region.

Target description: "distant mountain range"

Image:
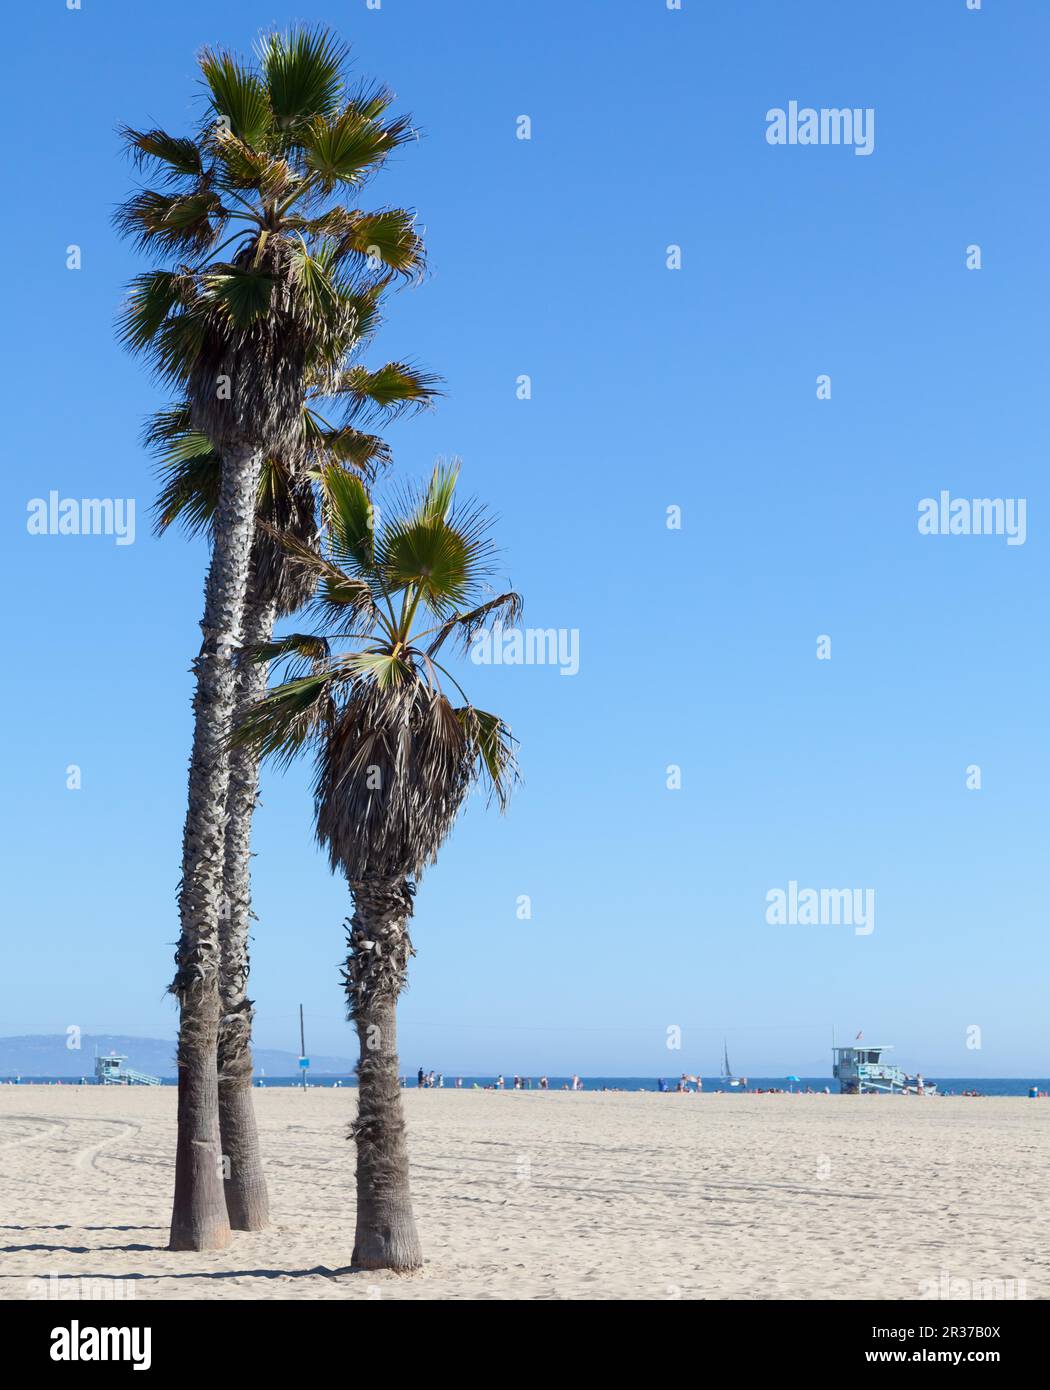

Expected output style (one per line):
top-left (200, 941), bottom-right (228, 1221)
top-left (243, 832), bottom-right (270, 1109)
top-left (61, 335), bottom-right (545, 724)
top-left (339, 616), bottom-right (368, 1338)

top-left (0, 1035), bottom-right (355, 1078)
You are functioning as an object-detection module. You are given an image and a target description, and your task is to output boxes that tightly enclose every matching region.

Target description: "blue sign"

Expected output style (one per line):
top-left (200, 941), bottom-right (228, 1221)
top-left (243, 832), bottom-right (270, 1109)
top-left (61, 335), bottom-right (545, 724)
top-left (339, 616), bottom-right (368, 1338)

top-left (299, 1057), bottom-right (310, 1069)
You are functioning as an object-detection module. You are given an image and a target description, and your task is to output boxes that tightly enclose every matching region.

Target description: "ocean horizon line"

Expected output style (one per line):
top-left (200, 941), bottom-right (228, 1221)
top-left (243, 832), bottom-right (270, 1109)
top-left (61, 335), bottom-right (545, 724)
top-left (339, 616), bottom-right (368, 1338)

top-left (6, 1073), bottom-right (1048, 1094)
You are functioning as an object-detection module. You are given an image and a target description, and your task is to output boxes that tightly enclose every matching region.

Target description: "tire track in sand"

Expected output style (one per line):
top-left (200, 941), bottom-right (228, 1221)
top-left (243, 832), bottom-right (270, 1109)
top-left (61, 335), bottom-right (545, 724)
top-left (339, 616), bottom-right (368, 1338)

top-left (74, 1119), bottom-right (143, 1173)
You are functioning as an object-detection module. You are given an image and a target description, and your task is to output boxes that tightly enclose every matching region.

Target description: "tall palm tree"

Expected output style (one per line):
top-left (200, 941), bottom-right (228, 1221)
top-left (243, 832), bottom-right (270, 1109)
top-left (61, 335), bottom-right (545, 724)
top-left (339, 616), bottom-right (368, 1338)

top-left (116, 25), bottom-right (425, 1250)
top-left (148, 360), bottom-right (439, 1231)
top-left (236, 463), bottom-right (520, 1269)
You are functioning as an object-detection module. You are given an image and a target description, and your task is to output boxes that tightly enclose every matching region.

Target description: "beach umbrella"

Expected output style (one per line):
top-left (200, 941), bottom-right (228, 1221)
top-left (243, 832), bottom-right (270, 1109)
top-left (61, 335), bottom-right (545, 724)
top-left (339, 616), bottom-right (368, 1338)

top-left (787, 1075), bottom-right (800, 1082)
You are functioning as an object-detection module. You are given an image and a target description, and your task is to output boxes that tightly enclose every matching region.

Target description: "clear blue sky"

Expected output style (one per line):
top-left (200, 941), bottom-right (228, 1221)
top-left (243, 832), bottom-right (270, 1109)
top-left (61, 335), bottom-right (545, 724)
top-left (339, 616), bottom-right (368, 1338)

top-left (3, 1), bottom-right (1047, 1077)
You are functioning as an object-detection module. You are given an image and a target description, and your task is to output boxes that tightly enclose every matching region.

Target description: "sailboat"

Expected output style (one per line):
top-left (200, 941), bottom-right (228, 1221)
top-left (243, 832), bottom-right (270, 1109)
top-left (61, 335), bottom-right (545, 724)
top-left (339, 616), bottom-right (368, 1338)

top-left (720, 1038), bottom-right (746, 1088)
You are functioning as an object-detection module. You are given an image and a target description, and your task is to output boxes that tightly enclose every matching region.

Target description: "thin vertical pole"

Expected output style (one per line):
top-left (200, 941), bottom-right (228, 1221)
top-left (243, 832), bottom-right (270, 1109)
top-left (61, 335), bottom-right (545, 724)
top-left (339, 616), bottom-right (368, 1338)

top-left (300, 1004), bottom-right (307, 1092)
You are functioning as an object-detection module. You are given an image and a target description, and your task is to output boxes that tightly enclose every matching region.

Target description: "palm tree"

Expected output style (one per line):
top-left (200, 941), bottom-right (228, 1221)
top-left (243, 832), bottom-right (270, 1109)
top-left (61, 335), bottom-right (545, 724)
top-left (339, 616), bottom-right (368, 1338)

top-left (236, 462), bottom-right (520, 1269)
top-left (148, 360), bottom-right (439, 1231)
top-left (115, 25), bottom-right (425, 1250)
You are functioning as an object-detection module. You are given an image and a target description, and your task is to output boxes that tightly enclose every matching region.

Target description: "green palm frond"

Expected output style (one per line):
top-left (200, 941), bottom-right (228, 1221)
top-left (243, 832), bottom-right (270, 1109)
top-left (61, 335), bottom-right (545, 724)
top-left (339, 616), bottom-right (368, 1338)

top-left (153, 449), bottom-right (222, 536)
top-left (371, 463), bottom-right (496, 617)
top-left (212, 130), bottom-right (292, 195)
top-left (204, 264), bottom-right (276, 326)
top-left (318, 466), bottom-right (376, 573)
top-left (418, 458), bottom-right (459, 522)
top-left (261, 521), bottom-right (380, 620)
top-left (348, 650), bottom-right (412, 688)
top-left (247, 632), bottom-right (331, 677)
top-left (142, 401), bottom-right (192, 447)
top-left (287, 238), bottom-right (342, 321)
top-left (118, 125), bottom-right (203, 180)
top-left (199, 48), bottom-right (272, 146)
top-left (333, 362), bottom-right (442, 425)
top-left (456, 706), bottom-right (517, 811)
top-left (153, 427), bottom-right (217, 470)
top-left (234, 672), bottom-right (339, 767)
top-left (303, 420), bottom-right (391, 477)
top-left (302, 108), bottom-right (415, 192)
top-left (290, 281), bottom-right (385, 368)
top-left (114, 189), bottom-right (226, 254)
top-left (150, 308), bottom-right (208, 386)
top-left (296, 206), bottom-right (424, 278)
top-left (380, 517), bottom-right (475, 615)
top-left (116, 270), bottom-right (196, 353)
top-left (144, 399), bottom-right (221, 535)
top-left (335, 284), bottom-right (385, 343)
top-left (260, 26), bottom-right (349, 127)
top-left (343, 79), bottom-right (396, 122)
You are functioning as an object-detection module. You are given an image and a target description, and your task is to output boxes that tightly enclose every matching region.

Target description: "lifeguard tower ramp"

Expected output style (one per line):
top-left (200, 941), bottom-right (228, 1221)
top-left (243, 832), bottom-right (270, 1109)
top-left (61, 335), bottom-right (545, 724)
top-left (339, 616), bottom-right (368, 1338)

top-left (94, 1053), bottom-right (161, 1086)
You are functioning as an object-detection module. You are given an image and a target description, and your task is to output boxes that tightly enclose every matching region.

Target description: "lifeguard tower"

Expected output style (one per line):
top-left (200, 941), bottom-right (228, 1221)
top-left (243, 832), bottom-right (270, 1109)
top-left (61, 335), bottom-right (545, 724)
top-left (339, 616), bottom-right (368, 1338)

top-left (93, 1053), bottom-right (161, 1086)
top-left (832, 1044), bottom-right (935, 1096)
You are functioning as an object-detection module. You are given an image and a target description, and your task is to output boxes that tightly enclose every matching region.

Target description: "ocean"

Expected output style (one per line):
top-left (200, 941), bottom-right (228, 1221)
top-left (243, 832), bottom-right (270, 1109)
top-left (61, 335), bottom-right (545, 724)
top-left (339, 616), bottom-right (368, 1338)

top-left (3, 1075), bottom-right (1047, 1095)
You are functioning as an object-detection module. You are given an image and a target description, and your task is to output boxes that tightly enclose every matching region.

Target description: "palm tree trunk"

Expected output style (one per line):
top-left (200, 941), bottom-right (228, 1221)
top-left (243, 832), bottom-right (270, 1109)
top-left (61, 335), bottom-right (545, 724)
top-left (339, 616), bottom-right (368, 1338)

top-left (217, 587), bottom-right (278, 1230)
top-left (345, 878), bottom-right (423, 1271)
top-left (170, 439), bottom-right (262, 1253)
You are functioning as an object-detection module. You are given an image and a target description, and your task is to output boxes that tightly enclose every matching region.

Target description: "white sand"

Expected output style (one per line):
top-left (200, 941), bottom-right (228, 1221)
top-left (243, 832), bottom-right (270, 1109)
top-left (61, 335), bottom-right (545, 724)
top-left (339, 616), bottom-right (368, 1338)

top-left (1, 1086), bottom-right (1047, 1300)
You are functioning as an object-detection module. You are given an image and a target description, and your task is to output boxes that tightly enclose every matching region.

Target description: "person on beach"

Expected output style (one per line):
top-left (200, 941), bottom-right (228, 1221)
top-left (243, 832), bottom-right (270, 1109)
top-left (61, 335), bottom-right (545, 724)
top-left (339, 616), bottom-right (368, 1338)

top-left (496, 1074), bottom-right (505, 1090)
top-left (540, 1075), bottom-right (548, 1090)
top-left (417, 1066), bottom-right (425, 1088)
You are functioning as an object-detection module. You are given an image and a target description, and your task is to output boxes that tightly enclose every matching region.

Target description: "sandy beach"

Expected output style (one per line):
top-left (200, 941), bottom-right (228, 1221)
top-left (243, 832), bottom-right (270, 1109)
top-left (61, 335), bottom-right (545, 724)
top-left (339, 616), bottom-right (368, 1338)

top-left (1, 1086), bottom-right (1046, 1301)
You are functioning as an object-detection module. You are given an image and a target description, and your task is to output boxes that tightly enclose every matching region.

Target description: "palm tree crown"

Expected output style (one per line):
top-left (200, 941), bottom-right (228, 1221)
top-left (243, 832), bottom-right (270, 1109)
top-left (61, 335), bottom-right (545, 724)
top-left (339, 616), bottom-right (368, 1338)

top-left (116, 25), bottom-right (426, 451)
top-left (237, 462), bottom-right (521, 880)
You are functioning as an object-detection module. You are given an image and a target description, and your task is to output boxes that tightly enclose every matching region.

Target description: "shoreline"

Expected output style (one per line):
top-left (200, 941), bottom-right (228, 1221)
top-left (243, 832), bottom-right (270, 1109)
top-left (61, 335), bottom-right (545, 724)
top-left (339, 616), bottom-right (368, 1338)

top-left (4, 1076), bottom-right (1047, 1098)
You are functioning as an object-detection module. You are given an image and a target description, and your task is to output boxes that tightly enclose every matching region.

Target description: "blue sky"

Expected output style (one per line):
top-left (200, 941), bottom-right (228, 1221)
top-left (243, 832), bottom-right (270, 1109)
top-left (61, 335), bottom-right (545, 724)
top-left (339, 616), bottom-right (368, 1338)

top-left (3, 0), bottom-right (1047, 1078)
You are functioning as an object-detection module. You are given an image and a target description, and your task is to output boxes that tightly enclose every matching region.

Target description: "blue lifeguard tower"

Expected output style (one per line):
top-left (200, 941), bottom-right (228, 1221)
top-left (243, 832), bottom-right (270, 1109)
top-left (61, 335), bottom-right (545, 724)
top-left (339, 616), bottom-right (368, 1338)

top-left (93, 1053), bottom-right (161, 1086)
top-left (832, 1044), bottom-right (935, 1096)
